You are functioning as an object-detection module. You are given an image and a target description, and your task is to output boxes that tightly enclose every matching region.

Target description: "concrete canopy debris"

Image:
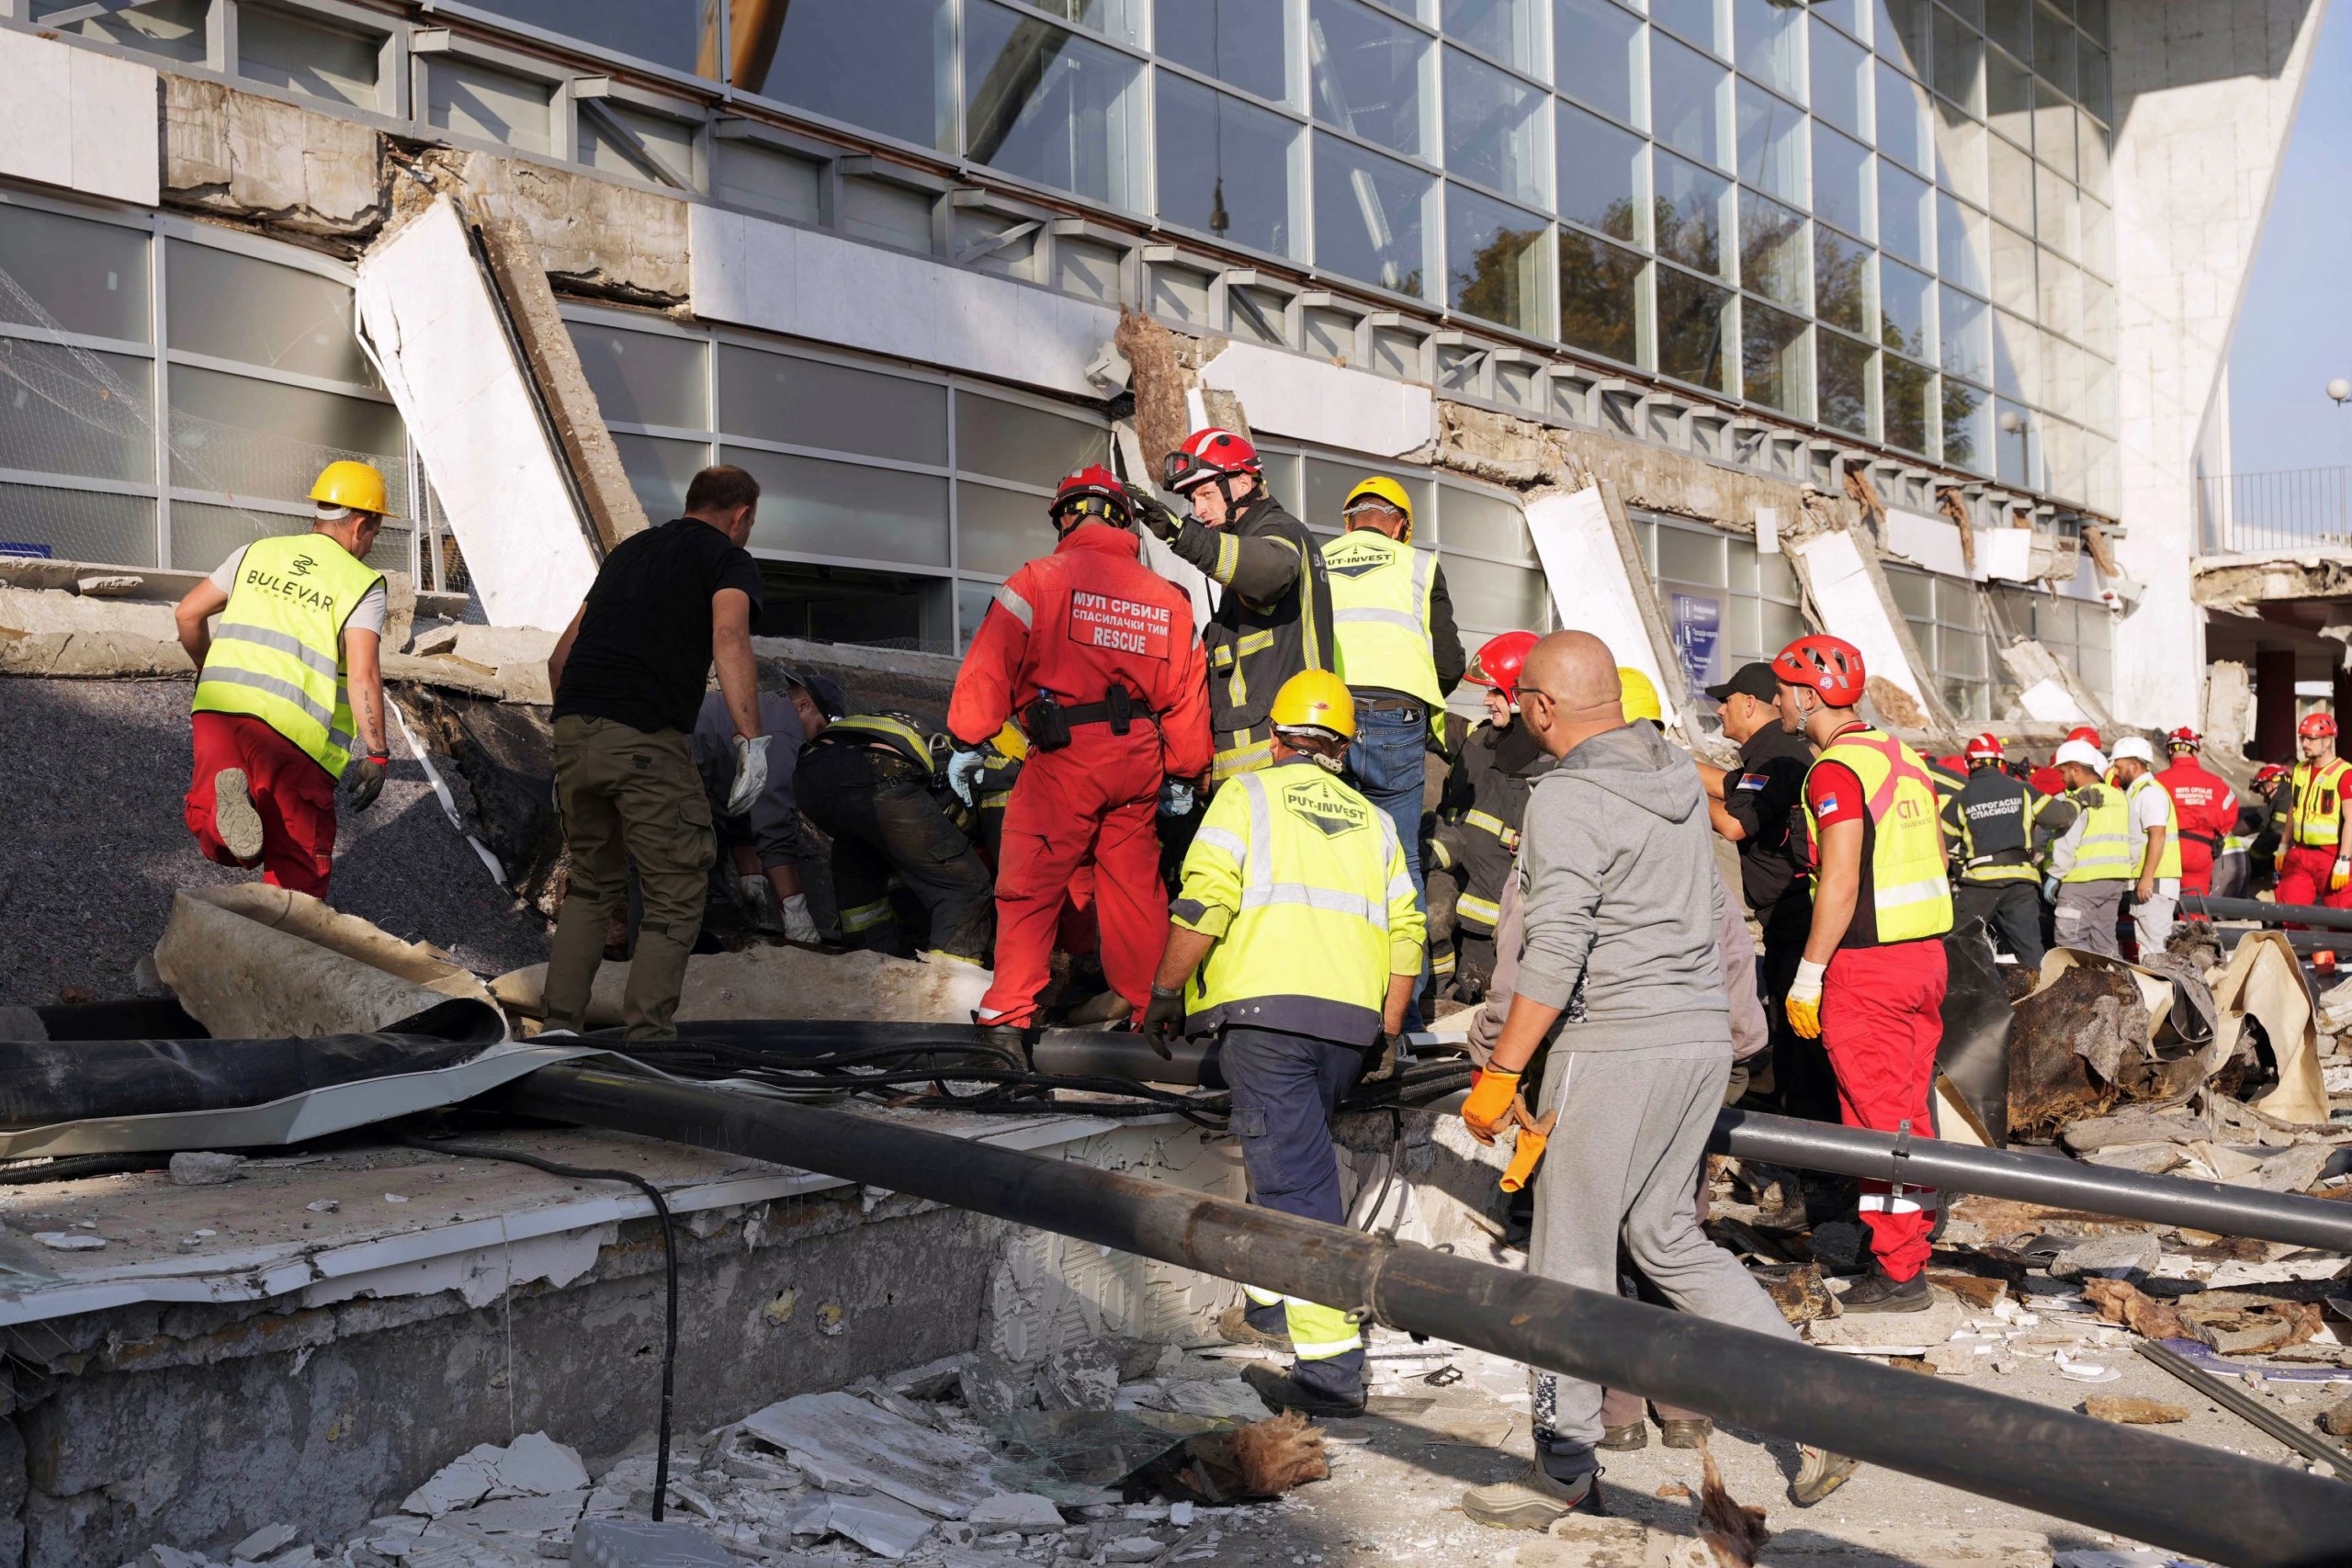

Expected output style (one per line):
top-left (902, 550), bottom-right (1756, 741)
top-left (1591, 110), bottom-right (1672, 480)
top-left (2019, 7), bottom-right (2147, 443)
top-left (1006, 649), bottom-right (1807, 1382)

top-left (492, 945), bottom-right (994, 1029)
top-left (738, 1391), bottom-right (1000, 1518)
top-left (1523, 486), bottom-right (1681, 731)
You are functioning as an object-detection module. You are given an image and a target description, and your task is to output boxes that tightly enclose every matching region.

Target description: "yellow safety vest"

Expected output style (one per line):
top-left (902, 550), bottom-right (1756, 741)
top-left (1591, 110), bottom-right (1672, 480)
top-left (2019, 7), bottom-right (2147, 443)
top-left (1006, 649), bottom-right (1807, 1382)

top-left (192, 532), bottom-right (383, 778)
top-left (814, 714), bottom-right (934, 773)
top-left (2124, 773), bottom-right (2183, 881)
top-left (1802, 726), bottom-right (1953, 943)
top-left (1319, 530), bottom-right (1442, 708)
top-left (1170, 757), bottom-right (1425, 1042)
top-left (2060, 784), bottom-right (2135, 883)
top-left (2290, 758), bottom-right (2352, 847)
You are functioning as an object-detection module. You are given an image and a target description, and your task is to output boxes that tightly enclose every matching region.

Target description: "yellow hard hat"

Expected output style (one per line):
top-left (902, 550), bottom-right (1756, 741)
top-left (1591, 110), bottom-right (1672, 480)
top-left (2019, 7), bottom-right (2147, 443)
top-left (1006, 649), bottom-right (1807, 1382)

top-left (1341, 476), bottom-right (1414, 540)
top-left (309, 460), bottom-right (395, 519)
top-left (1269, 668), bottom-right (1357, 742)
top-left (1619, 666), bottom-right (1663, 726)
top-left (991, 720), bottom-right (1030, 762)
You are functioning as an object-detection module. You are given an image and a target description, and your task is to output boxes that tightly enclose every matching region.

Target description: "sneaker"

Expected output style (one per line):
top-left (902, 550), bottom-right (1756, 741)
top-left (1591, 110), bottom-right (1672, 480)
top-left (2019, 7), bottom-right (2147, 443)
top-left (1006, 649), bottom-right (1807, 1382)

top-left (1216, 1304), bottom-right (1292, 1351)
top-left (1239, 1362), bottom-right (1364, 1419)
top-left (1597, 1421), bottom-right (1647, 1452)
top-left (212, 768), bottom-right (264, 863)
top-left (1791, 1446), bottom-right (1859, 1506)
top-left (1658, 1418), bottom-right (1713, 1450)
top-left (1461, 1462), bottom-right (1602, 1529)
top-left (1839, 1269), bottom-right (1932, 1314)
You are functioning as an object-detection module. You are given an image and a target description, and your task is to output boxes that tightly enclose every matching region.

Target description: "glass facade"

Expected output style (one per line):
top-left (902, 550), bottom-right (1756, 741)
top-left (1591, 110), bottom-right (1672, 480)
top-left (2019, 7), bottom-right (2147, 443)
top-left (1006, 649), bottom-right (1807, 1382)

top-left (1631, 513), bottom-right (1807, 710)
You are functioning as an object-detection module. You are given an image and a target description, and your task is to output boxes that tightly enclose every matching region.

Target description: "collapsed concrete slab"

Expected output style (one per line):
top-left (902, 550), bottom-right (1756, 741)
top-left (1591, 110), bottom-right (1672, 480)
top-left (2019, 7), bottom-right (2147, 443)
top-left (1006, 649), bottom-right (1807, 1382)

top-left (491, 946), bottom-right (993, 1030)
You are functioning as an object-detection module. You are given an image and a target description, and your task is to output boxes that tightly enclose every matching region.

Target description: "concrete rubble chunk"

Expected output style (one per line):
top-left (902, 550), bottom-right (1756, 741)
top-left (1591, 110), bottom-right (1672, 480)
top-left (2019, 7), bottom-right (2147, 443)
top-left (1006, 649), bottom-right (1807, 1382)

top-left (959, 1354), bottom-right (1040, 1421)
top-left (2081, 1396), bottom-right (2186, 1425)
top-left (741, 1390), bottom-right (999, 1518)
top-left (143, 1548), bottom-right (219, 1568)
top-left (401, 1447), bottom-right (503, 1517)
top-left (823, 1491), bottom-right (939, 1559)
top-left (571, 1518), bottom-right (739, 1568)
top-left (487, 1432), bottom-right (592, 1496)
top-left (1038, 1343), bottom-right (1123, 1412)
top-left (967, 1494), bottom-right (1069, 1533)
top-left (1101, 1538), bottom-right (1165, 1563)
top-left (170, 1152), bottom-right (246, 1187)
top-left (440, 1491), bottom-right (587, 1535)
top-left (229, 1523), bottom-right (298, 1562)
top-left (1163, 1379), bottom-right (1275, 1422)
top-left (1807, 1292), bottom-right (1965, 1348)
top-left (34, 1231), bottom-right (105, 1250)
top-left (2049, 1232), bottom-right (2160, 1280)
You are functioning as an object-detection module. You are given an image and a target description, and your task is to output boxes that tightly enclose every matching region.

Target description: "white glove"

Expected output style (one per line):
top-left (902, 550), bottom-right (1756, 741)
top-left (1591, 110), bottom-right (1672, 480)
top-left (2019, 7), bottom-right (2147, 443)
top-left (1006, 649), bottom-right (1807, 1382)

top-left (726, 734), bottom-right (770, 816)
top-left (1787, 958), bottom-right (1826, 1009)
top-left (2042, 874), bottom-right (2061, 902)
top-left (946, 748), bottom-right (988, 807)
top-left (1159, 780), bottom-right (1195, 818)
top-left (781, 893), bottom-right (820, 943)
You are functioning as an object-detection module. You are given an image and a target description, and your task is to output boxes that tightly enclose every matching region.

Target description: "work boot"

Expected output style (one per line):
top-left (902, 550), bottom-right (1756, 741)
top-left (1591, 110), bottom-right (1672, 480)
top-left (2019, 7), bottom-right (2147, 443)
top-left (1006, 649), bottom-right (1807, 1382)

top-left (1840, 1269), bottom-right (1932, 1314)
top-left (1060, 990), bottom-right (1134, 1027)
top-left (211, 768), bottom-right (264, 863)
top-left (1658, 1418), bottom-right (1713, 1450)
top-left (1461, 1462), bottom-right (1602, 1529)
top-left (1791, 1446), bottom-right (1860, 1506)
top-left (1240, 1362), bottom-right (1364, 1419)
top-left (1216, 1304), bottom-right (1292, 1351)
top-left (974, 1025), bottom-right (1031, 1067)
top-left (1597, 1422), bottom-right (1647, 1451)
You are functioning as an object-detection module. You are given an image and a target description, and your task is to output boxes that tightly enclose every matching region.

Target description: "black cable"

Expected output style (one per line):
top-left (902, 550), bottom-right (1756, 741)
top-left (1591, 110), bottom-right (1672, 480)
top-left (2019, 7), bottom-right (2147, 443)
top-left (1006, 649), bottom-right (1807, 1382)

top-left (0, 1152), bottom-right (168, 1185)
top-left (393, 1136), bottom-right (680, 1524)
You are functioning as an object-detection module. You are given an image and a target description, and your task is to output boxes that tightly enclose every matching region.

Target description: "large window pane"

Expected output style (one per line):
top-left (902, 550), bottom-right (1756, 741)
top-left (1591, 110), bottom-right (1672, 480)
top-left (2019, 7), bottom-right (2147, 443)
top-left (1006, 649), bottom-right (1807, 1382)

top-left (1555, 0), bottom-right (1642, 124)
top-left (1443, 49), bottom-right (1548, 204)
top-left (1986, 47), bottom-right (2032, 149)
top-left (1159, 0), bottom-right (1290, 101)
top-left (1811, 19), bottom-right (1871, 140)
top-left (239, 5), bottom-right (382, 109)
top-left (1990, 221), bottom-right (2035, 314)
top-left (966, 2), bottom-right (1146, 207)
top-left (1739, 189), bottom-right (1807, 307)
top-left (166, 243), bottom-right (374, 388)
top-left (0, 206), bottom-right (150, 342)
top-left (2079, 39), bottom-right (2109, 119)
top-left (1985, 0), bottom-right (2030, 68)
top-left (1014, 0), bottom-right (1145, 44)
top-left (1987, 134), bottom-right (2034, 232)
top-left (1447, 190), bottom-right (1550, 333)
top-left (1877, 61), bottom-right (1930, 172)
top-left (1315, 135), bottom-right (1435, 297)
top-left (1877, 0), bottom-right (1929, 68)
top-left (1558, 102), bottom-right (1645, 242)
top-left (424, 59), bottom-right (552, 154)
top-left (2032, 4), bottom-right (2075, 95)
top-left (1305, 458), bottom-right (1433, 535)
top-left (1933, 9), bottom-right (1984, 111)
top-left (1558, 231), bottom-right (1644, 363)
top-left (2077, 106), bottom-right (2110, 199)
top-left (1656, 267), bottom-right (1731, 390)
top-left (0, 344), bottom-right (152, 482)
top-left (1438, 482), bottom-right (1533, 563)
top-left (1878, 162), bottom-right (1931, 265)
top-left (1992, 309), bottom-right (2037, 401)
top-left (1742, 297), bottom-right (1809, 415)
top-left (1815, 226), bottom-right (1871, 333)
top-left (763, 0), bottom-right (948, 148)
top-left (1994, 398), bottom-right (2039, 488)
top-left (2038, 250), bottom-right (2080, 338)
top-left (1879, 255), bottom-right (1931, 357)
top-left (1736, 0), bottom-right (1806, 97)
top-left (1883, 352), bottom-right (1931, 453)
top-left (610, 431), bottom-right (710, 523)
top-left (2037, 168), bottom-right (2079, 258)
top-left (1157, 75), bottom-right (1302, 255)
top-left (0, 482), bottom-right (154, 569)
top-left (168, 366), bottom-right (405, 508)
top-left (720, 348), bottom-right (948, 465)
top-left (1657, 523), bottom-right (1724, 584)
top-left (1654, 153), bottom-right (1731, 278)
top-left (1935, 106), bottom-right (1986, 203)
top-left (728, 445), bottom-right (950, 567)
top-left (1943, 377), bottom-right (1989, 471)
top-left (1813, 124), bottom-right (1871, 239)
top-left (1309, 0), bottom-right (1430, 158)
top-left (1736, 80), bottom-right (1807, 206)
top-left (1817, 330), bottom-right (1872, 434)
top-left (461, 1), bottom-right (709, 74)
top-left (33, 0), bottom-right (204, 62)
top-left (1445, 0), bottom-right (1544, 75)
top-left (569, 322), bottom-right (707, 431)
top-left (1443, 552), bottom-right (1549, 627)
top-left (1940, 285), bottom-right (1991, 381)
top-left (1938, 192), bottom-right (1989, 293)
top-left (956, 479), bottom-right (1054, 577)
top-left (1653, 0), bottom-right (1722, 54)
top-left (955, 391), bottom-right (1108, 485)
top-left (1651, 34), bottom-right (1730, 169)
top-left (2034, 79), bottom-right (2075, 178)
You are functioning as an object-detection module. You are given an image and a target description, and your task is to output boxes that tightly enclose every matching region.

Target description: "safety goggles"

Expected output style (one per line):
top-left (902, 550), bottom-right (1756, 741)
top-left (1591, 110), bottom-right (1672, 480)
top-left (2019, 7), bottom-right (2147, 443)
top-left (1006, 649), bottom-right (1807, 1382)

top-left (1052, 494), bottom-right (1125, 526)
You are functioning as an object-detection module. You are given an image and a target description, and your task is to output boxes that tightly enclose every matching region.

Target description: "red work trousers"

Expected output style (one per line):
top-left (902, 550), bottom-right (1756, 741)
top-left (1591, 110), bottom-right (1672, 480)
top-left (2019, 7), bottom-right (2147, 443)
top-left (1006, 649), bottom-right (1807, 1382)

top-left (2274, 844), bottom-right (2352, 914)
top-left (1822, 940), bottom-right (1947, 1281)
top-left (977, 729), bottom-right (1166, 1029)
top-left (185, 710), bottom-right (337, 897)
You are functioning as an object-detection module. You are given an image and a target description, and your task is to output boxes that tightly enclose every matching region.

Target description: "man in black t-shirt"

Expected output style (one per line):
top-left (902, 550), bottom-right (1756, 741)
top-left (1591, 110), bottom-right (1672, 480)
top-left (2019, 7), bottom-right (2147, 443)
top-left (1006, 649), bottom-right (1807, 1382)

top-left (542, 466), bottom-right (768, 1039)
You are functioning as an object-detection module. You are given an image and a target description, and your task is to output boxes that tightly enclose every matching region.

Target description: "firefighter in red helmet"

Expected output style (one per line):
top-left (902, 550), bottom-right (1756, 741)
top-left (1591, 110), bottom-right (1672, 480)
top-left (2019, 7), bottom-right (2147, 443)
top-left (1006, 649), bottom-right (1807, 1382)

top-left (2273, 711), bottom-right (2352, 911)
top-left (946, 466), bottom-right (1212, 1041)
top-left (1425, 631), bottom-right (1547, 1000)
top-left (2153, 727), bottom-right (2236, 900)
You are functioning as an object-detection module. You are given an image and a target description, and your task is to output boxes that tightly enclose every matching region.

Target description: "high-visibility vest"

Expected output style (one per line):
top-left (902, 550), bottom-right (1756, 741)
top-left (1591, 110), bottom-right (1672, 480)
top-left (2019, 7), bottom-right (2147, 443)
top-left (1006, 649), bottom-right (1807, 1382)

top-left (2124, 773), bottom-right (2183, 881)
top-left (1802, 726), bottom-right (1953, 943)
top-left (1953, 766), bottom-right (2039, 884)
top-left (2289, 758), bottom-right (2352, 847)
top-left (2061, 784), bottom-right (2135, 883)
top-left (1170, 757), bottom-right (1425, 1041)
top-left (192, 532), bottom-right (383, 778)
top-left (1319, 529), bottom-right (1442, 707)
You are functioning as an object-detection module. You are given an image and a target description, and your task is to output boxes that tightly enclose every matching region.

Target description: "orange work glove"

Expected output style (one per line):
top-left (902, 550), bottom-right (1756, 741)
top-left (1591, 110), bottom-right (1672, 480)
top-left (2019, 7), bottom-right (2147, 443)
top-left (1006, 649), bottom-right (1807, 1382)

top-left (1461, 1066), bottom-right (1521, 1145)
top-left (2334, 855), bottom-right (2351, 894)
top-left (1498, 1115), bottom-right (1554, 1193)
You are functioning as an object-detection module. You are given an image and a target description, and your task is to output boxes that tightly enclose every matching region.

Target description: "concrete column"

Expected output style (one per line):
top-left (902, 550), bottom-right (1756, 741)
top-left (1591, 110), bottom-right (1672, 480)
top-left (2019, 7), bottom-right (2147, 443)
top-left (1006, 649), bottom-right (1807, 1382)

top-left (2257, 649), bottom-right (2299, 759)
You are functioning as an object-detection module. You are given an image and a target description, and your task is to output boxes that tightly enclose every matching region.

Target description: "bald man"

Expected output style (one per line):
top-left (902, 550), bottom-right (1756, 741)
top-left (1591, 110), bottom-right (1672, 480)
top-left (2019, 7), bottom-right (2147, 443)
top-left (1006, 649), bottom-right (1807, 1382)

top-left (1458, 633), bottom-right (1852, 1525)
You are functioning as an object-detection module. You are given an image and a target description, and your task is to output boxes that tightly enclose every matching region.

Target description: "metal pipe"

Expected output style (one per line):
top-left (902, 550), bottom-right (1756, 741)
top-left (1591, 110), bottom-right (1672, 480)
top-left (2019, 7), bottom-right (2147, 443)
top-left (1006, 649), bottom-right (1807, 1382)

top-left (492, 1064), bottom-right (2352, 1568)
top-left (2136, 1340), bottom-right (2352, 1482)
top-left (2181, 895), bottom-right (2352, 931)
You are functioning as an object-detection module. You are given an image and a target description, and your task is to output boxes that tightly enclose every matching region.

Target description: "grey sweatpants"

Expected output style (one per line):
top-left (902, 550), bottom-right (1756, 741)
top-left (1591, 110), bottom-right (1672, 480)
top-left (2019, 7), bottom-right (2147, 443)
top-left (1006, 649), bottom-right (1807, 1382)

top-left (2052, 880), bottom-right (2124, 959)
top-left (1528, 1043), bottom-right (1799, 1479)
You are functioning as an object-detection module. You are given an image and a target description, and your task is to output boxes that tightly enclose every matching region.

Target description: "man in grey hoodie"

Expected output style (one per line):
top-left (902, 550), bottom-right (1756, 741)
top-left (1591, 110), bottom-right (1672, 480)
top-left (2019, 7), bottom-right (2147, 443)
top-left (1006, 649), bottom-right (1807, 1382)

top-left (1456, 632), bottom-right (1856, 1528)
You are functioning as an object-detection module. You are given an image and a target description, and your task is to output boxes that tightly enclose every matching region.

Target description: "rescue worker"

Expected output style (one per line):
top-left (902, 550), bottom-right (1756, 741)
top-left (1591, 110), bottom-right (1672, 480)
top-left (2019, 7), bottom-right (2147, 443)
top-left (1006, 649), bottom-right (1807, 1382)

top-left (797, 708), bottom-right (995, 963)
top-left (2109, 736), bottom-right (2181, 955)
top-left (950, 466), bottom-right (1212, 1036)
top-left (1697, 660), bottom-right (1823, 1120)
top-left (1950, 733), bottom-right (2068, 971)
top-left (2272, 713), bottom-right (2352, 911)
top-left (173, 461), bottom-right (396, 897)
top-left (1426, 631), bottom-right (1549, 1001)
top-left (2239, 761), bottom-right (2293, 897)
top-left (690, 671), bottom-right (842, 942)
top-left (1143, 671), bottom-right (1422, 1417)
top-left (1125, 429), bottom-right (1332, 782)
top-left (2155, 728), bottom-right (2236, 900)
top-left (2043, 739), bottom-right (2130, 959)
top-left (1775, 634), bottom-right (1951, 1313)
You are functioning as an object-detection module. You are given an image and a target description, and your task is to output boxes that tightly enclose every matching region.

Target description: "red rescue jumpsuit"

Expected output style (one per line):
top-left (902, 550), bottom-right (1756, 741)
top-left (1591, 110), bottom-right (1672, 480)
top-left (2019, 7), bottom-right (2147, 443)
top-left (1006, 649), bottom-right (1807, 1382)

top-left (2155, 757), bottom-right (2236, 898)
top-left (2276, 758), bottom-right (2352, 912)
top-left (950, 523), bottom-right (1212, 1029)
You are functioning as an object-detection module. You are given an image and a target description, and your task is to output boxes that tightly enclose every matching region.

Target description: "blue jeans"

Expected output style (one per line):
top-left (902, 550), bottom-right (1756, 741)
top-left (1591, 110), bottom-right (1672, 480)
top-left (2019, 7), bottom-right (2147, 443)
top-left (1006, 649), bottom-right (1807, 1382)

top-left (1346, 700), bottom-right (1430, 1028)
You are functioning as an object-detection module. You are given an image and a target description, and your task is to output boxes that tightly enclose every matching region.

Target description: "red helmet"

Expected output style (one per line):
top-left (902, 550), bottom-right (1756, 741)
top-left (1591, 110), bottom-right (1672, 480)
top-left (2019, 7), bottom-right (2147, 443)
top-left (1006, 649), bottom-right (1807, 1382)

top-left (2164, 726), bottom-right (2200, 752)
top-left (1965, 733), bottom-right (2005, 761)
top-left (2301, 712), bottom-right (2338, 739)
top-left (2065, 726), bottom-right (2102, 747)
top-left (1162, 427), bottom-right (1261, 493)
top-left (2255, 761), bottom-right (2291, 789)
top-left (1466, 631), bottom-right (1540, 702)
top-left (1050, 464), bottom-right (1129, 531)
top-left (1770, 634), bottom-right (1867, 704)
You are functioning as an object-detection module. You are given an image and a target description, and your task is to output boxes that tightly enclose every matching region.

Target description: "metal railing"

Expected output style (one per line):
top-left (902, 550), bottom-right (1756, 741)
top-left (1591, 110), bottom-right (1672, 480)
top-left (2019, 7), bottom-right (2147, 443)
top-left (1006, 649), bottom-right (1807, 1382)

top-left (2197, 466), bottom-right (2352, 554)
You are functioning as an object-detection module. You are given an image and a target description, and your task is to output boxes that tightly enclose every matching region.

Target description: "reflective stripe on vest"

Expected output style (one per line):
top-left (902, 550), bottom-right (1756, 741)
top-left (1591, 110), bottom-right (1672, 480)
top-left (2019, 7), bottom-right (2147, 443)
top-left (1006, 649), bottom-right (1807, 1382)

top-left (1803, 727), bottom-right (1954, 942)
top-left (1320, 530), bottom-right (1442, 706)
top-left (2291, 758), bottom-right (2352, 847)
top-left (192, 532), bottom-right (381, 779)
top-left (1464, 807), bottom-right (1520, 852)
top-left (2061, 784), bottom-right (2135, 883)
top-left (822, 715), bottom-right (934, 772)
top-left (2125, 773), bottom-right (2183, 881)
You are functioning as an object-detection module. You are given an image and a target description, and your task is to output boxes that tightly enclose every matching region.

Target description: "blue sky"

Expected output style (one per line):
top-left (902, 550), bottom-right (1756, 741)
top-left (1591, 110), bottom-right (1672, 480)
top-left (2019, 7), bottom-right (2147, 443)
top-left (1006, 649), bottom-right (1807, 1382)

top-left (2228, 0), bottom-right (2352, 477)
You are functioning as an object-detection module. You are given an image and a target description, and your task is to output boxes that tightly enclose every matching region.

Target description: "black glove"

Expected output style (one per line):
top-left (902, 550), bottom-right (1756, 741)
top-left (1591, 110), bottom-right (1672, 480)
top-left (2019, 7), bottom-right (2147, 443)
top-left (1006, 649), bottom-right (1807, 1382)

top-left (345, 753), bottom-right (389, 810)
top-left (1141, 985), bottom-right (1186, 1058)
top-left (1125, 485), bottom-right (1182, 543)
